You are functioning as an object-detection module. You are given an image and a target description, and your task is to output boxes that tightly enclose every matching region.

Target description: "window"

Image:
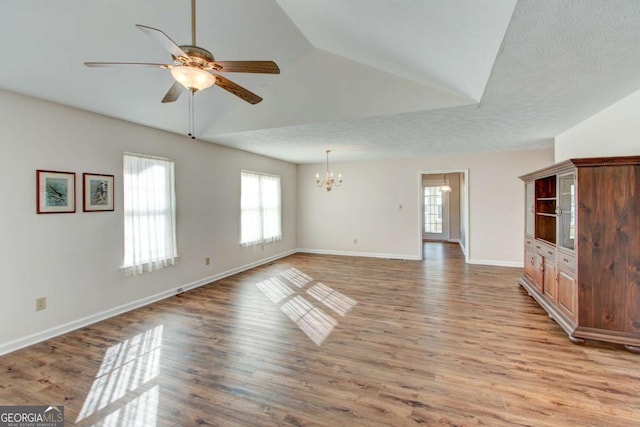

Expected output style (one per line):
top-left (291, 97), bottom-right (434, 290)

top-left (424, 186), bottom-right (443, 233)
top-left (241, 171), bottom-right (282, 246)
top-left (122, 153), bottom-right (178, 276)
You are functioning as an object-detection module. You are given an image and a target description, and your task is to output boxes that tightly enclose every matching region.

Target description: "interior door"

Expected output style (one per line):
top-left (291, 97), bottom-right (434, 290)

top-left (423, 185), bottom-right (450, 241)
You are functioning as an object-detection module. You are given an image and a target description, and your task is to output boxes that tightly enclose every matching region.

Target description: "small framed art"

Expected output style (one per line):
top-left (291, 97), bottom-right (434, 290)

top-left (83, 173), bottom-right (114, 212)
top-left (37, 170), bottom-right (76, 214)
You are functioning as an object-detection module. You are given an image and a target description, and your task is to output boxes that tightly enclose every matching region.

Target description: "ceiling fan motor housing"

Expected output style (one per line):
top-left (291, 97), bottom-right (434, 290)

top-left (174, 45), bottom-right (215, 68)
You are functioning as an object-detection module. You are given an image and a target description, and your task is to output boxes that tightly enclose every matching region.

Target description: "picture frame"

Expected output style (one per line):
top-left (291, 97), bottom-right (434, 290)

top-left (37, 170), bottom-right (76, 214)
top-left (83, 173), bottom-right (114, 212)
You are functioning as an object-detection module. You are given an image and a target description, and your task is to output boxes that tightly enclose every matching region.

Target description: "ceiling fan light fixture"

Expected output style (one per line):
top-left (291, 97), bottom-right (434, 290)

top-left (170, 65), bottom-right (215, 91)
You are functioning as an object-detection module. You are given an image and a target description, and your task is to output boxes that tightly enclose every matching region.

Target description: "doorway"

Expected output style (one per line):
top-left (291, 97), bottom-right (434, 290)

top-left (419, 170), bottom-right (469, 262)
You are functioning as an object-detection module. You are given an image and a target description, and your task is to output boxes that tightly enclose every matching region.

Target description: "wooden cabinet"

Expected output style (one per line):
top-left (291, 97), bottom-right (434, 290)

top-left (532, 253), bottom-right (544, 293)
top-left (523, 183), bottom-right (535, 282)
top-left (543, 257), bottom-right (556, 301)
top-left (557, 268), bottom-right (576, 321)
top-left (519, 156), bottom-right (640, 352)
top-left (531, 240), bottom-right (555, 298)
top-left (524, 238), bottom-right (535, 281)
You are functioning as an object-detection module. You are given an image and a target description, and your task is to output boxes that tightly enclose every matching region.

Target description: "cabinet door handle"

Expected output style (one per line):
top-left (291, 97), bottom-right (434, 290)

top-left (563, 257), bottom-right (569, 262)
top-left (530, 258), bottom-right (534, 265)
top-left (548, 250), bottom-right (553, 256)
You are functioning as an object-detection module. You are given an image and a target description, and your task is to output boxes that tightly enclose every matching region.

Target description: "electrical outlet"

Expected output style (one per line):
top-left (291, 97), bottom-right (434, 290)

top-left (353, 238), bottom-right (358, 244)
top-left (36, 297), bottom-right (46, 311)
top-left (205, 257), bottom-right (210, 266)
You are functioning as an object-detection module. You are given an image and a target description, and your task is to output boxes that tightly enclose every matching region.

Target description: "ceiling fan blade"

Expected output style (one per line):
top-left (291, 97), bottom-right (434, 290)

top-left (136, 24), bottom-right (188, 59)
top-left (84, 62), bottom-right (169, 68)
top-left (214, 75), bottom-right (263, 104)
top-left (211, 61), bottom-right (280, 74)
top-left (161, 81), bottom-right (183, 103)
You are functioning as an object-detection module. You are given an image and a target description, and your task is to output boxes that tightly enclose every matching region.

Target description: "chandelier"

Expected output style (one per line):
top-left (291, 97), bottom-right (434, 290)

top-left (440, 173), bottom-right (452, 192)
top-left (316, 150), bottom-right (343, 191)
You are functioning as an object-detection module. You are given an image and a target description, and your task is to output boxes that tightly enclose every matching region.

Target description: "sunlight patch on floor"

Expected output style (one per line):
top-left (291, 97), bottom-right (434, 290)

top-left (307, 282), bottom-right (358, 316)
top-left (255, 268), bottom-right (357, 345)
top-left (90, 385), bottom-right (159, 427)
top-left (280, 296), bottom-right (338, 345)
top-left (256, 276), bottom-right (294, 303)
top-left (77, 325), bottom-right (163, 424)
top-left (280, 267), bottom-right (314, 288)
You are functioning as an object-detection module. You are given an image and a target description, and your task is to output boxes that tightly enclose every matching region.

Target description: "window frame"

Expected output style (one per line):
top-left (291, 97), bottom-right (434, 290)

top-left (240, 170), bottom-right (282, 247)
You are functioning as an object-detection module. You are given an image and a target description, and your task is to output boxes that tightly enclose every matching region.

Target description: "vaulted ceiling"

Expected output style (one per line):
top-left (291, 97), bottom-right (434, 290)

top-left (2, 1), bottom-right (640, 163)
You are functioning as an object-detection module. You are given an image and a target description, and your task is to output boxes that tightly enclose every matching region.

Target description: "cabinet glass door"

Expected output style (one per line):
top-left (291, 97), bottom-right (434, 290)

top-left (525, 181), bottom-right (534, 236)
top-left (558, 174), bottom-right (575, 250)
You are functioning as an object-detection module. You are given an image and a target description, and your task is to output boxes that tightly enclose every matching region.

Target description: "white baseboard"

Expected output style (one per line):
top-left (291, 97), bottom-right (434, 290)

top-left (467, 258), bottom-right (523, 268)
top-left (0, 249), bottom-right (297, 356)
top-left (298, 248), bottom-right (421, 261)
top-left (457, 241), bottom-right (468, 260)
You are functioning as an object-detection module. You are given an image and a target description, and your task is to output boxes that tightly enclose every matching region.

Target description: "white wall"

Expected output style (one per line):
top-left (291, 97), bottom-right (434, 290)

top-left (297, 149), bottom-right (553, 266)
top-left (555, 88), bottom-right (640, 161)
top-left (0, 90), bottom-right (297, 353)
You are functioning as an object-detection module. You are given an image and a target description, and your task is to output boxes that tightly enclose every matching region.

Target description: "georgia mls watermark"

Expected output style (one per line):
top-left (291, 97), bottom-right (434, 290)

top-left (0, 406), bottom-right (64, 427)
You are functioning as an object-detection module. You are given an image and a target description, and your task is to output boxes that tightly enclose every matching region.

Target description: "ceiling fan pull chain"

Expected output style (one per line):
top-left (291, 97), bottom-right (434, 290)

top-left (189, 89), bottom-right (196, 139)
top-left (188, 89), bottom-right (193, 138)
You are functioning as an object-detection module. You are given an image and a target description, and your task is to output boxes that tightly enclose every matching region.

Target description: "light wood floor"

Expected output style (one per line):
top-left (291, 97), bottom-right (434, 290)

top-left (1, 243), bottom-right (638, 426)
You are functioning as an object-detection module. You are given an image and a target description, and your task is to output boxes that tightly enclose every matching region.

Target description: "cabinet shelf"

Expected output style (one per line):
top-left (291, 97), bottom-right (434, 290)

top-left (534, 174), bottom-right (557, 244)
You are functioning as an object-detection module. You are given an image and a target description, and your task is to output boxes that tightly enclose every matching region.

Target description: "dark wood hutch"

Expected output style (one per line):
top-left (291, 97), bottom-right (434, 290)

top-left (519, 155), bottom-right (640, 352)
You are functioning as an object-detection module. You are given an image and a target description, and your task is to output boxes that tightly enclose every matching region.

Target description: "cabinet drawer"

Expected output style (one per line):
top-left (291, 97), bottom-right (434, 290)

top-left (557, 253), bottom-right (576, 270)
top-left (525, 237), bottom-right (534, 250)
top-left (535, 241), bottom-right (556, 258)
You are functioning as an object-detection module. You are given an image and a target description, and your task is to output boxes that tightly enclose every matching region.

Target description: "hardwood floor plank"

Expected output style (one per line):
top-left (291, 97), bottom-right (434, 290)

top-left (1, 243), bottom-right (638, 426)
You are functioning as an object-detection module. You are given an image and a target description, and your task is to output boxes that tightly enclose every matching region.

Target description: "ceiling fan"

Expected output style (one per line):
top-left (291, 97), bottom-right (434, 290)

top-left (84, 0), bottom-right (279, 138)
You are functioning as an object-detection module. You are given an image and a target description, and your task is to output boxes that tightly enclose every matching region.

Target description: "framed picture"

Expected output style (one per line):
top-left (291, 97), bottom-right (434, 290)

top-left (83, 173), bottom-right (114, 212)
top-left (37, 170), bottom-right (76, 214)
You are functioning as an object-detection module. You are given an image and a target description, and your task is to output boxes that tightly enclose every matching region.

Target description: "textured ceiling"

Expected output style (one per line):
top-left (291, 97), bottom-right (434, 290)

top-left (274, 0), bottom-right (516, 101)
top-left (2, 1), bottom-right (640, 164)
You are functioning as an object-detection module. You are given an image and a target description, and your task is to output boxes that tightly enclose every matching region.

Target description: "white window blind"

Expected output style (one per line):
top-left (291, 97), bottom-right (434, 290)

top-left (122, 153), bottom-right (178, 276)
top-left (241, 170), bottom-right (282, 246)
